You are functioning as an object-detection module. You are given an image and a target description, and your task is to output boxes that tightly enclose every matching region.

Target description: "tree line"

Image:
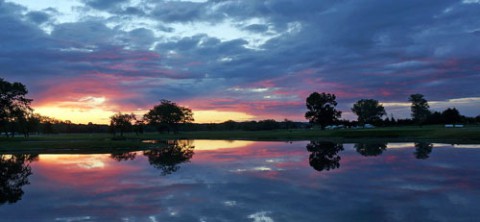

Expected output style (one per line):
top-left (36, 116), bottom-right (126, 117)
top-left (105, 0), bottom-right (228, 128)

top-left (2, 78), bottom-right (480, 137)
top-left (305, 92), bottom-right (480, 129)
top-left (109, 99), bottom-right (194, 137)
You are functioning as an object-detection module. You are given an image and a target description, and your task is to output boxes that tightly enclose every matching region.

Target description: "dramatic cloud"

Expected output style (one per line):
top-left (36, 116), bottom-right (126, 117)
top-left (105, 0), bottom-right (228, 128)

top-left (1, 0), bottom-right (479, 123)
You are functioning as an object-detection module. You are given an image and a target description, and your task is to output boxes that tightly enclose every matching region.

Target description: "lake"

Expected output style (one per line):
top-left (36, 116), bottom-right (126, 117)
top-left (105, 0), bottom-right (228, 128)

top-left (1, 140), bottom-right (479, 222)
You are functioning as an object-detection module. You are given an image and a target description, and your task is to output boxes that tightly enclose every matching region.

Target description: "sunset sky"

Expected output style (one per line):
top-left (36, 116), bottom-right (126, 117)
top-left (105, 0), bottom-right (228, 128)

top-left (1, 0), bottom-right (479, 124)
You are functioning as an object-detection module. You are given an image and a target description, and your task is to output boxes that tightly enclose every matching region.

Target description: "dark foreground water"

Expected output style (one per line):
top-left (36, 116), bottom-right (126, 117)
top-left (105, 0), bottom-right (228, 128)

top-left (1, 140), bottom-right (479, 222)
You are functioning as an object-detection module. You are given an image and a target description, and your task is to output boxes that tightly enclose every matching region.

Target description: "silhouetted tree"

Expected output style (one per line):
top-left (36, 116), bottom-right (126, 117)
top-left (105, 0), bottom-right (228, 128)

top-left (409, 94), bottom-right (430, 125)
top-left (63, 120), bottom-right (73, 133)
top-left (355, 143), bottom-right (387, 156)
top-left (414, 143), bottom-right (433, 159)
top-left (442, 108), bottom-right (462, 124)
top-left (12, 112), bottom-right (40, 138)
top-left (305, 92), bottom-right (342, 129)
top-left (282, 119), bottom-right (295, 130)
top-left (195, 119), bottom-right (304, 131)
top-left (110, 151), bottom-right (137, 162)
top-left (37, 115), bottom-right (62, 134)
top-left (383, 114), bottom-right (398, 126)
top-left (27, 113), bottom-right (41, 135)
top-left (144, 100), bottom-right (194, 133)
top-left (110, 113), bottom-right (136, 137)
top-left (222, 120), bottom-right (237, 130)
top-left (133, 119), bottom-right (145, 135)
top-left (0, 154), bottom-right (38, 205)
top-left (143, 141), bottom-right (194, 175)
top-left (0, 78), bottom-right (33, 137)
top-left (257, 119), bottom-right (280, 130)
top-left (240, 121), bottom-right (258, 131)
top-left (426, 111), bottom-right (443, 124)
top-left (306, 141), bottom-right (344, 172)
top-left (87, 122), bottom-right (95, 133)
top-left (351, 99), bottom-right (386, 125)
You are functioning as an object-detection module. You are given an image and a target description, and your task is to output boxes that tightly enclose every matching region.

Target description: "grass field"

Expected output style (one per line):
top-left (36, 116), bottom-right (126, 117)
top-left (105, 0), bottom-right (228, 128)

top-left (1, 125), bottom-right (479, 152)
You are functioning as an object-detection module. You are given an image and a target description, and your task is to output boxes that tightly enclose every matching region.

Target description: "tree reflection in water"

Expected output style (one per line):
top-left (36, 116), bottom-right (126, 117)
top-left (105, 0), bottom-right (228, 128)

top-left (355, 143), bottom-right (387, 157)
top-left (143, 140), bottom-right (195, 175)
top-left (110, 151), bottom-right (137, 162)
top-left (306, 141), bottom-right (344, 172)
top-left (0, 154), bottom-right (38, 205)
top-left (414, 142), bottom-right (433, 159)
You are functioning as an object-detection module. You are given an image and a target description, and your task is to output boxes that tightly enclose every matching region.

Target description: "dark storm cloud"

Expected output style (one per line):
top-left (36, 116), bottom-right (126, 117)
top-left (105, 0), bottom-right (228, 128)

top-left (1, 0), bottom-right (480, 118)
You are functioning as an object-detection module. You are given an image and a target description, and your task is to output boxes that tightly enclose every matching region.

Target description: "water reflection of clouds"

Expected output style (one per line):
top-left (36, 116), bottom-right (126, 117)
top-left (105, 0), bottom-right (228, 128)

top-left (190, 140), bottom-right (256, 151)
top-left (40, 154), bottom-right (108, 169)
top-left (248, 211), bottom-right (274, 222)
top-left (231, 166), bottom-right (275, 172)
top-left (385, 143), bottom-right (480, 149)
top-left (386, 143), bottom-right (415, 149)
top-left (1, 141), bottom-right (479, 221)
top-left (454, 144), bottom-right (480, 149)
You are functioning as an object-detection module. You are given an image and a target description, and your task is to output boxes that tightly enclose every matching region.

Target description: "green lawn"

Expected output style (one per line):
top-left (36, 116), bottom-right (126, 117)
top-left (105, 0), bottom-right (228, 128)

top-left (1, 125), bottom-right (479, 152)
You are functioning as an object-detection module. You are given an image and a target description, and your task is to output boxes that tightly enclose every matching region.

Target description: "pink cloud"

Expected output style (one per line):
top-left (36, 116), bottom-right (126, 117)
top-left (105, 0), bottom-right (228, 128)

top-left (32, 73), bottom-right (141, 111)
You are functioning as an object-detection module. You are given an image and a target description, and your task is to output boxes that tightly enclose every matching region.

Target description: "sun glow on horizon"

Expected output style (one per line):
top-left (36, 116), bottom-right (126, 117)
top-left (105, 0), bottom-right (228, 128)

top-left (34, 106), bottom-right (114, 124)
top-left (194, 110), bottom-right (255, 123)
top-left (33, 105), bottom-right (256, 124)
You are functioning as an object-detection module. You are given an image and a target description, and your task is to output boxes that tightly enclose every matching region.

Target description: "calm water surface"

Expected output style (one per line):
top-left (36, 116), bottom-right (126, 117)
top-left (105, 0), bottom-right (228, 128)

top-left (1, 140), bottom-right (479, 222)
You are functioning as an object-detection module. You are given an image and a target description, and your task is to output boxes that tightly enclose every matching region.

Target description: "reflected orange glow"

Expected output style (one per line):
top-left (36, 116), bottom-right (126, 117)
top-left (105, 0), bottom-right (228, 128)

top-left (39, 154), bottom-right (110, 169)
top-left (35, 154), bottom-right (141, 189)
top-left (178, 140), bottom-right (256, 151)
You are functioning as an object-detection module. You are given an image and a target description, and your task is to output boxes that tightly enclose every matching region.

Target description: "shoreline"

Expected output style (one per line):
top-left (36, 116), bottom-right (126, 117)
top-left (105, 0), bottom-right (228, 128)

top-left (1, 126), bottom-right (480, 153)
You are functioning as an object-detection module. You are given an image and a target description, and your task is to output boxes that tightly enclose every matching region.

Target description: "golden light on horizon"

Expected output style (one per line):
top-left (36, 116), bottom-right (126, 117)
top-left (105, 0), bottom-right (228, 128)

top-left (33, 106), bottom-right (256, 125)
top-left (194, 110), bottom-right (255, 123)
top-left (34, 106), bottom-right (114, 124)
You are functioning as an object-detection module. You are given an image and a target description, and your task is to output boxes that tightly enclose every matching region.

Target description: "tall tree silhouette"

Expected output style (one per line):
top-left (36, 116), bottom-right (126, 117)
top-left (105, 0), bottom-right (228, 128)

top-left (143, 141), bottom-right (195, 175)
top-left (409, 94), bottom-right (430, 125)
top-left (351, 99), bottom-right (386, 125)
top-left (144, 100), bottom-right (194, 133)
top-left (441, 108), bottom-right (462, 124)
top-left (0, 154), bottom-right (38, 205)
top-left (0, 78), bottom-right (33, 137)
top-left (306, 141), bottom-right (344, 172)
top-left (305, 92), bottom-right (341, 129)
top-left (109, 113), bottom-right (136, 137)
